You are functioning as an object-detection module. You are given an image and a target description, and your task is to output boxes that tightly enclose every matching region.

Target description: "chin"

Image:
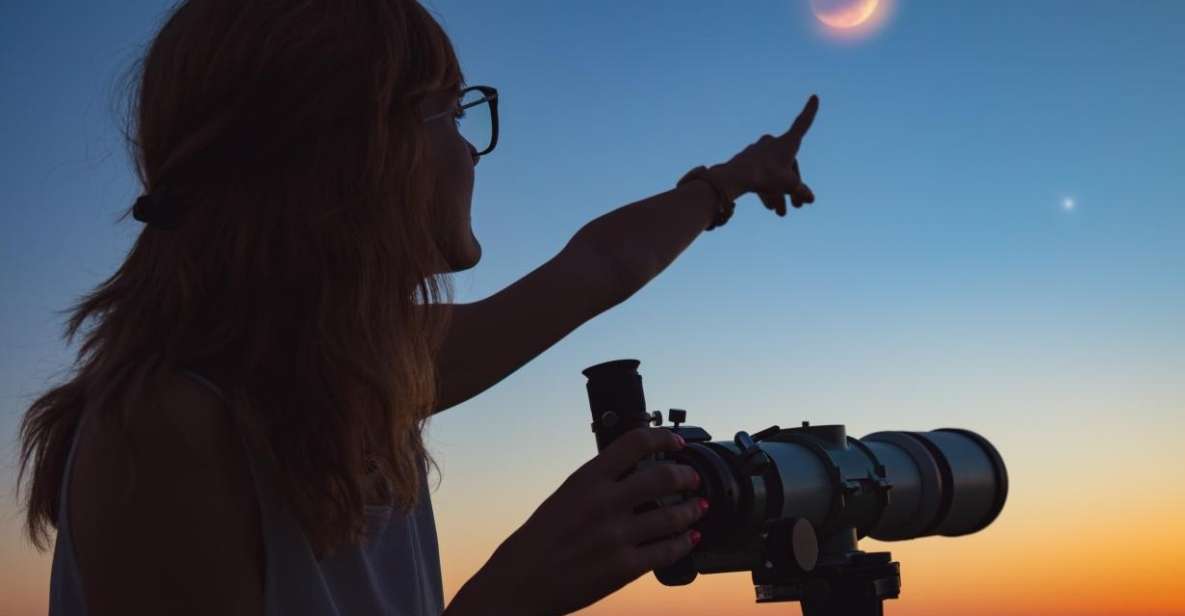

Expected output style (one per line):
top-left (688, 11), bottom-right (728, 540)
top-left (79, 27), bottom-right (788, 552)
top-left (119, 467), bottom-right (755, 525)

top-left (447, 234), bottom-right (481, 273)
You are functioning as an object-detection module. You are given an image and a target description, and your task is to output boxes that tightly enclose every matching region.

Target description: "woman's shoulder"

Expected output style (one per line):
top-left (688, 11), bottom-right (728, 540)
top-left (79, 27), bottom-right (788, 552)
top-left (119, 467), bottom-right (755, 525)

top-left (68, 368), bottom-right (265, 615)
top-left (73, 368), bottom-right (241, 484)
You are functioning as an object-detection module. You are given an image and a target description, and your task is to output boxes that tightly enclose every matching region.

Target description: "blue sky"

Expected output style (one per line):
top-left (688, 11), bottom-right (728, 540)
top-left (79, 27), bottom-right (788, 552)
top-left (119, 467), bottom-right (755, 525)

top-left (2, 1), bottom-right (1184, 612)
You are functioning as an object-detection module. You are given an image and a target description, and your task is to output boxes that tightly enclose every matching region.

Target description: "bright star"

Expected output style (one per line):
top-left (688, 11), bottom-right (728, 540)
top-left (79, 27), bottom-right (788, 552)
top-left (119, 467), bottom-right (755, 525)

top-left (1062, 197), bottom-right (1075, 211)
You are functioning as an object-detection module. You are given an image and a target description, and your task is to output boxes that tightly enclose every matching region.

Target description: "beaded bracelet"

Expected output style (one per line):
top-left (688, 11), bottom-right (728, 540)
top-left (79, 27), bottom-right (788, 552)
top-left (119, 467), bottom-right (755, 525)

top-left (677, 165), bottom-right (736, 231)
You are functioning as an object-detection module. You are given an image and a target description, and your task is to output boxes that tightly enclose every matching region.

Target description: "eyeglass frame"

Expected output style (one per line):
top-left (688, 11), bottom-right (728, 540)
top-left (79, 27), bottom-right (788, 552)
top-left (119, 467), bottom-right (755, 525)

top-left (420, 85), bottom-right (499, 157)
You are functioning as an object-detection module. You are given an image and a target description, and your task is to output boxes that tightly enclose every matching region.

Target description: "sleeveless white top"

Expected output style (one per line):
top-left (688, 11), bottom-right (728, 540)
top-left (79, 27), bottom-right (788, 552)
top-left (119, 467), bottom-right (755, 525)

top-left (48, 369), bottom-right (445, 615)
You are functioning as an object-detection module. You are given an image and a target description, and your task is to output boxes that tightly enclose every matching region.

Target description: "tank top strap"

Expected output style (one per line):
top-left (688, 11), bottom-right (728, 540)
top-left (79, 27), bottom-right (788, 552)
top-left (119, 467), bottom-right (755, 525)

top-left (177, 369), bottom-right (301, 536)
top-left (176, 368), bottom-right (317, 607)
top-left (177, 368), bottom-right (281, 504)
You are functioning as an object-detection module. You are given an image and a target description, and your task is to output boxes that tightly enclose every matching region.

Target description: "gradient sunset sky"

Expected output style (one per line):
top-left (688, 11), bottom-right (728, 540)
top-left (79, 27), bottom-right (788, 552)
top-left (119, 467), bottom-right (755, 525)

top-left (2, 1), bottom-right (1184, 614)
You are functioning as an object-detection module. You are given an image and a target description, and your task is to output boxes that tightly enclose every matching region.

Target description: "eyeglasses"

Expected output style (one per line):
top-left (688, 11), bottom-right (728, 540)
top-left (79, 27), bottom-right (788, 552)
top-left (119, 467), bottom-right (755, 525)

top-left (420, 85), bottom-right (499, 157)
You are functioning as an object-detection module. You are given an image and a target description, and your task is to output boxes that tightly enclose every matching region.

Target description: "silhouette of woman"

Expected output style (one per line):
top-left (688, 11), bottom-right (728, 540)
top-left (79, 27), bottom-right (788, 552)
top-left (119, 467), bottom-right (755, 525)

top-left (17, 1), bottom-right (819, 614)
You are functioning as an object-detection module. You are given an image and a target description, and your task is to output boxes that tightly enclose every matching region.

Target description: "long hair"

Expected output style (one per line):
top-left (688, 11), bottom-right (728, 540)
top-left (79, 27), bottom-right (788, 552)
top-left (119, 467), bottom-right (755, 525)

top-left (18, 0), bottom-right (463, 558)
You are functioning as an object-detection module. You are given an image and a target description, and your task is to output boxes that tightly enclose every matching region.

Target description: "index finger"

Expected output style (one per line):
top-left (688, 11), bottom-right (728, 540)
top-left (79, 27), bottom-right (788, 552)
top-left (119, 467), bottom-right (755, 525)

top-left (784, 94), bottom-right (820, 144)
top-left (592, 427), bottom-right (684, 481)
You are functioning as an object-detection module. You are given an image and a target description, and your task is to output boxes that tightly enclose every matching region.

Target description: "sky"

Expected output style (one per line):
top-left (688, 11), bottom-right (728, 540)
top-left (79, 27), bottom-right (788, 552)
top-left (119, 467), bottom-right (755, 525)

top-left (2, 1), bottom-right (1184, 614)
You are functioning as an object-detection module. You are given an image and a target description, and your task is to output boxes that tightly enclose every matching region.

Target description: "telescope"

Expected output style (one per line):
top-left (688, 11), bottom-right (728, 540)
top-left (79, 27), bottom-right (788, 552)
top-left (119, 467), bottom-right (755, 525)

top-left (583, 359), bottom-right (1008, 616)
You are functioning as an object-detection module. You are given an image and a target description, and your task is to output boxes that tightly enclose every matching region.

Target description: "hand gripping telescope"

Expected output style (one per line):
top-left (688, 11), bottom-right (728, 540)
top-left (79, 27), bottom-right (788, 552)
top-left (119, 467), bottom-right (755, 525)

top-left (583, 359), bottom-right (1008, 616)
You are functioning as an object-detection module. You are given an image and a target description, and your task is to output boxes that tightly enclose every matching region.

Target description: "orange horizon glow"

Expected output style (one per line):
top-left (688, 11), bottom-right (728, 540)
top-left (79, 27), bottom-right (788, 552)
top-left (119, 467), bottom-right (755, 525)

top-left (4, 427), bottom-right (1185, 615)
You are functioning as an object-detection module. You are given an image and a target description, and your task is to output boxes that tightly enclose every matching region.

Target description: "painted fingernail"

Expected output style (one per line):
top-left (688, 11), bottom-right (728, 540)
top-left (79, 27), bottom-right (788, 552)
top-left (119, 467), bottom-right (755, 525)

top-left (698, 498), bottom-right (710, 512)
top-left (689, 529), bottom-right (702, 546)
top-left (674, 434), bottom-right (686, 448)
top-left (691, 472), bottom-right (701, 489)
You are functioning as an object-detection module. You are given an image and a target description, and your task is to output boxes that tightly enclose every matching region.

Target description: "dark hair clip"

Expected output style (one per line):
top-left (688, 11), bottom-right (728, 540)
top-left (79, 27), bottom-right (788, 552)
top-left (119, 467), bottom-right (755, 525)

top-left (132, 188), bottom-right (184, 230)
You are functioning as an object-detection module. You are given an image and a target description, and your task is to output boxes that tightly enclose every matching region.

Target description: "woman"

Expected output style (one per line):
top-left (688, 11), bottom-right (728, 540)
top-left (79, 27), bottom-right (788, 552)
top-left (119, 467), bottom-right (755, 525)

top-left (17, 1), bottom-right (819, 614)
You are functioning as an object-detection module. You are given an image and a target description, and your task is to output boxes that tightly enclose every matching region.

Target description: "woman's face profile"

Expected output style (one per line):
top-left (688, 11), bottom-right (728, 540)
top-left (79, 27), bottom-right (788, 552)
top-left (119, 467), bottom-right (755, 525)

top-left (420, 88), bottom-right (481, 273)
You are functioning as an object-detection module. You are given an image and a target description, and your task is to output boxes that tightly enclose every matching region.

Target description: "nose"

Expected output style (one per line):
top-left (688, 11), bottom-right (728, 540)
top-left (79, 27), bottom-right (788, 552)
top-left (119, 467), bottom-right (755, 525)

top-left (468, 141), bottom-right (479, 166)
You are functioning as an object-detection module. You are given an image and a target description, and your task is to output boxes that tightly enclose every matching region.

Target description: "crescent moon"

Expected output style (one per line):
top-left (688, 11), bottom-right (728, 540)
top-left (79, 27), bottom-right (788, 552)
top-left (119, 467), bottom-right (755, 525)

top-left (811, 0), bottom-right (880, 29)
